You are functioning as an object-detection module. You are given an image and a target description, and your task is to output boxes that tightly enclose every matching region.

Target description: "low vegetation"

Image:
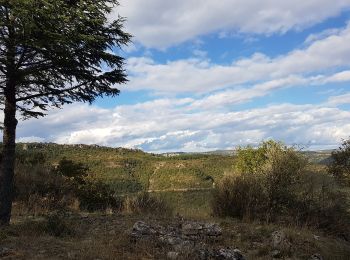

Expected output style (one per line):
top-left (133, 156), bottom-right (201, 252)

top-left (0, 140), bottom-right (349, 259)
top-left (328, 138), bottom-right (350, 186)
top-left (212, 141), bottom-right (350, 240)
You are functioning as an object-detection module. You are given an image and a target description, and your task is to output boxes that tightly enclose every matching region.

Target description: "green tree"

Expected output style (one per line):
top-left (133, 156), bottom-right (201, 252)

top-left (328, 138), bottom-right (350, 185)
top-left (0, 0), bottom-right (131, 225)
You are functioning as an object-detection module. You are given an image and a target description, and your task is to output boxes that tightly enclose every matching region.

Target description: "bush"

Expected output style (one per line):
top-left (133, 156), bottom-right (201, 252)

top-left (14, 153), bottom-right (122, 213)
top-left (212, 174), bottom-right (267, 220)
top-left (123, 192), bottom-right (173, 217)
top-left (212, 140), bottom-right (350, 239)
top-left (43, 212), bottom-right (75, 237)
top-left (54, 158), bottom-right (88, 184)
top-left (14, 163), bottom-right (74, 214)
top-left (294, 170), bottom-right (350, 239)
top-left (328, 138), bottom-right (350, 186)
top-left (76, 180), bottom-right (123, 212)
top-left (215, 141), bottom-right (306, 221)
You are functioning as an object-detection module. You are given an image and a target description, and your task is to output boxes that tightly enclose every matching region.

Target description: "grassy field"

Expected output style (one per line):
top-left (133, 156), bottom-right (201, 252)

top-left (1, 210), bottom-right (350, 259)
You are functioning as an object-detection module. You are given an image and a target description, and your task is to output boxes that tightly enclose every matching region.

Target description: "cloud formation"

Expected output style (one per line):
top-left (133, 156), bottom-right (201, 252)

top-left (2, 3), bottom-right (349, 153)
top-left (117, 0), bottom-right (350, 48)
top-left (125, 23), bottom-right (350, 93)
top-left (15, 97), bottom-right (350, 153)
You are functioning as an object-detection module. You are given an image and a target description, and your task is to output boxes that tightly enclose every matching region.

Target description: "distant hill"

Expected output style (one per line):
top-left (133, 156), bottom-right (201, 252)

top-left (10, 143), bottom-right (333, 194)
top-left (13, 143), bottom-right (233, 194)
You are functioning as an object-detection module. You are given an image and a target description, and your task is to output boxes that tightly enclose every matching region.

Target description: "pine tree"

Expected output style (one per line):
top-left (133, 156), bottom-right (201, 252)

top-left (0, 0), bottom-right (131, 225)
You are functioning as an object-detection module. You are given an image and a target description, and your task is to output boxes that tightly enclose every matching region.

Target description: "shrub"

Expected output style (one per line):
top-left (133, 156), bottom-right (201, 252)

top-left (76, 180), bottom-right (123, 212)
top-left (43, 212), bottom-right (75, 237)
top-left (14, 153), bottom-right (122, 213)
top-left (54, 158), bottom-right (88, 184)
top-left (212, 174), bottom-right (267, 220)
top-left (216, 140), bottom-right (306, 221)
top-left (294, 170), bottom-right (350, 239)
top-left (123, 192), bottom-right (173, 217)
top-left (14, 163), bottom-right (74, 214)
top-left (328, 138), bottom-right (350, 186)
top-left (212, 140), bottom-right (350, 239)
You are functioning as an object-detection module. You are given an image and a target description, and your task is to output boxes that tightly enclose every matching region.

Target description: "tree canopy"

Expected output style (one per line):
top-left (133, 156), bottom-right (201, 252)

top-left (0, 0), bottom-right (131, 225)
top-left (0, 0), bottom-right (130, 117)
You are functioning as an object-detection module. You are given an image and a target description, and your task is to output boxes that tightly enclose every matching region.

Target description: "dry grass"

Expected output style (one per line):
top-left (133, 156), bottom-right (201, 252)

top-left (1, 211), bottom-right (350, 260)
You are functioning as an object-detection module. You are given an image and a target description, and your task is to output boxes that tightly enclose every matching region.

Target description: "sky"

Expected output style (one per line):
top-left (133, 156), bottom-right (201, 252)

top-left (14, 0), bottom-right (350, 152)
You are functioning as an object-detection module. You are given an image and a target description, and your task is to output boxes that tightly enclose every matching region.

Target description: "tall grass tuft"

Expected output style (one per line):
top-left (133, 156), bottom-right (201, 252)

top-left (123, 192), bottom-right (173, 217)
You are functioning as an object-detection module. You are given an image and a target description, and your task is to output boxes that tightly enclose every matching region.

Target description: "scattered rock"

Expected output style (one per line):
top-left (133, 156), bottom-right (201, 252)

top-left (182, 221), bottom-right (222, 239)
top-left (271, 249), bottom-right (282, 258)
top-left (167, 251), bottom-right (179, 259)
top-left (271, 230), bottom-right (291, 251)
top-left (0, 247), bottom-right (13, 257)
top-left (131, 221), bottom-right (163, 239)
top-left (214, 248), bottom-right (245, 260)
top-left (130, 221), bottom-right (244, 260)
top-left (310, 253), bottom-right (323, 260)
top-left (313, 235), bottom-right (320, 241)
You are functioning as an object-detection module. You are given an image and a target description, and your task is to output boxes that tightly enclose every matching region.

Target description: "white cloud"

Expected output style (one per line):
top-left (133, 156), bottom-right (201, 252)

top-left (322, 70), bottom-right (350, 83)
top-left (327, 92), bottom-right (350, 105)
top-left (125, 24), bottom-right (350, 93)
top-left (12, 98), bottom-right (350, 153)
top-left (190, 76), bottom-right (308, 109)
top-left (116, 0), bottom-right (350, 48)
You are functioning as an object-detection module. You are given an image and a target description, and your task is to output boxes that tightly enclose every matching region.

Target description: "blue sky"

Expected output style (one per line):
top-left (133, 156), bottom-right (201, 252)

top-left (14, 0), bottom-right (350, 152)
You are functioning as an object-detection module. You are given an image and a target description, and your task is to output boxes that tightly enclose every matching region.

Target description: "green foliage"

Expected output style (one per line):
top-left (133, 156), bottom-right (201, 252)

top-left (212, 141), bottom-right (350, 239)
top-left (14, 149), bottom-right (123, 213)
top-left (232, 140), bottom-right (307, 218)
top-left (76, 180), bottom-right (123, 212)
top-left (12, 143), bottom-right (234, 192)
top-left (43, 212), bottom-right (75, 237)
top-left (328, 138), bottom-right (350, 185)
top-left (234, 145), bottom-right (266, 174)
top-left (55, 158), bottom-right (88, 184)
top-left (295, 171), bottom-right (350, 239)
top-left (0, 0), bottom-right (131, 118)
top-left (14, 163), bottom-right (73, 213)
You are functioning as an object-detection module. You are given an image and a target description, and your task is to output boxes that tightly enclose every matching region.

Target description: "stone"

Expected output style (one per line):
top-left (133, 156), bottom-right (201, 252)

top-left (167, 251), bottom-right (179, 259)
top-left (271, 249), bottom-right (282, 258)
top-left (0, 247), bottom-right (12, 257)
top-left (159, 234), bottom-right (184, 246)
top-left (182, 222), bottom-right (203, 236)
top-left (271, 230), bottom-right (291, 251)
top-left (181, 221), bottom-right (222, 239)
top-left (173, 240), bottom-right (193, 252)
top-left (214, 248), bottom-right (245, 260)
top-left (130, 221), bottom-right (244, 260)
top-left (310, 253), bottom-right (323, 260)
top-left (204, 223), bottom-right (222, 237)
top-left (131, 221), bottom-right (160, 238)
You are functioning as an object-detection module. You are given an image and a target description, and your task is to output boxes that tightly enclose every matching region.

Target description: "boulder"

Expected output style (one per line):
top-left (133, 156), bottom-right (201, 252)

top-left (167, 251), bottom-right (179, 259)
top-left (310, 253), bottom-right (323, 260)
top-left (0, 247), bottom-right (13, 258)
top-left (181, 221), bottom-right (222, 239)
top-left (130, 221), bottom-right (165, 239)
top-left (130, 221), bottom-right (243, 260)
top-left (214, 248), bottom-right (245, 260)
top-left (271, 230), bottom-right (291, 251)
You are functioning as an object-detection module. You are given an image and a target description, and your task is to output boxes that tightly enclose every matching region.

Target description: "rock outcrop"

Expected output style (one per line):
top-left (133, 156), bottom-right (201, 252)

top-left (130, 221), bottom-right (245, 260)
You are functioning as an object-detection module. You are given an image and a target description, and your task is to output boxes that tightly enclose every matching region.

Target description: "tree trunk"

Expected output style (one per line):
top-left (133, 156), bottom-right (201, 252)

top-left (0, 90), bottom-right (17, 225)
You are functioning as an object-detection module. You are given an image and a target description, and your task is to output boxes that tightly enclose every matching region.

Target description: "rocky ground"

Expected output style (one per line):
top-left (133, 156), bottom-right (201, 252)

top-left (0, 213), bottom-right (350, 259)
